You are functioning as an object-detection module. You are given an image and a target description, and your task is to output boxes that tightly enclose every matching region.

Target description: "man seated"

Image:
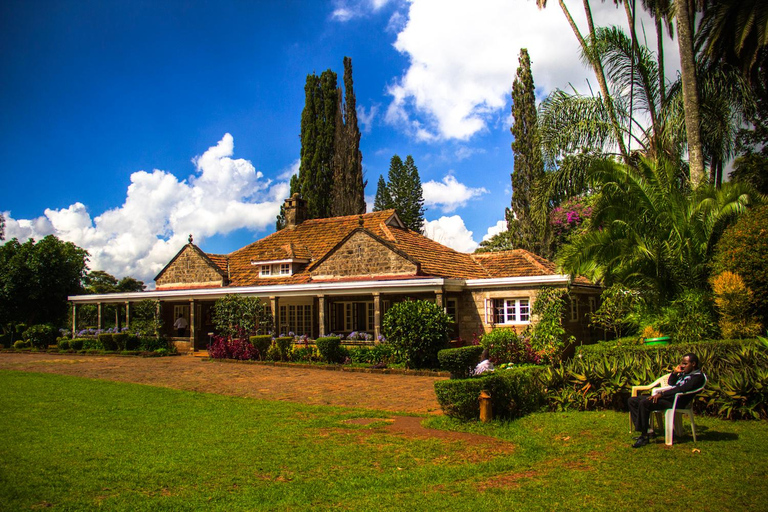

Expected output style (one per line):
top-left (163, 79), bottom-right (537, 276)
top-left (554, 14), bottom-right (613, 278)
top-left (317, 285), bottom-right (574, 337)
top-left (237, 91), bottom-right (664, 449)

top-left (628, 353), bottom-right (705, 448)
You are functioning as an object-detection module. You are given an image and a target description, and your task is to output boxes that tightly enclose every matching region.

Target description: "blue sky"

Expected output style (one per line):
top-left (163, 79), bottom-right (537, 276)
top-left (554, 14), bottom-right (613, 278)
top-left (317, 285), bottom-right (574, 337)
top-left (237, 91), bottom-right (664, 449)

top-left (1, 0), bottom-right (671, 284)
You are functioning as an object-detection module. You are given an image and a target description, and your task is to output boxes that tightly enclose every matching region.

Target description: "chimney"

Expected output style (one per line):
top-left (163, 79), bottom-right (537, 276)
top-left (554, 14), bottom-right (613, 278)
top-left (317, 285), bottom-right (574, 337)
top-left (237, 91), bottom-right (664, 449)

top-left (284, 193), bottom-right (308, 228)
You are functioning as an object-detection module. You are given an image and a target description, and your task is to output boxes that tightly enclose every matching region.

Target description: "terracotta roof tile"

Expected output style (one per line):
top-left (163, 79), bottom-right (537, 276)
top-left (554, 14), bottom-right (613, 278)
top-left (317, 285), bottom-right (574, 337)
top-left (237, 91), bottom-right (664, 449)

top-left (191, 212), bottom-right (575, 287)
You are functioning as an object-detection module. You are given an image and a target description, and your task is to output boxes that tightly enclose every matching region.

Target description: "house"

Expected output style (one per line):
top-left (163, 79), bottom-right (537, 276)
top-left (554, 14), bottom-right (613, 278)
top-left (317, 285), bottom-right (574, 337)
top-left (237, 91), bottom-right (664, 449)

top-left (68, 194), bottom-right (601, 352)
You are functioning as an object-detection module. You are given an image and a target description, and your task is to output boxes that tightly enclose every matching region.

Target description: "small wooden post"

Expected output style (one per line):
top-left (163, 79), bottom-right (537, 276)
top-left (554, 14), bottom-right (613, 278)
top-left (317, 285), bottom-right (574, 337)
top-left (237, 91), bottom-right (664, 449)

top-left (479, 390), bottom-right (492, 422)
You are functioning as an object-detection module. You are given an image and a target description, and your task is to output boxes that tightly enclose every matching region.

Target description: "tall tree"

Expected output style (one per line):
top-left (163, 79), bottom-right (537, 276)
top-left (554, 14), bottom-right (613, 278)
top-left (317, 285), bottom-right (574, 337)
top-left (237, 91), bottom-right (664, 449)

top-left (373, 175), bottom-right (393, 211)
top-left (0, 213), bottom-right (4, 241)
top-left (0, 235), bottom-right (88, 331)
top-left (277, 58), bottom-right (366, 229)
top-left (674, 0), bottom-right (706, 186)
top-left (510, 48), bottom-right (548, 255)
top-left (385, 155), bottom-right (425, 232)
top-left (535, 0), bottom-right (630, 162)
top-left (331, 57), bottom-right (366, 217)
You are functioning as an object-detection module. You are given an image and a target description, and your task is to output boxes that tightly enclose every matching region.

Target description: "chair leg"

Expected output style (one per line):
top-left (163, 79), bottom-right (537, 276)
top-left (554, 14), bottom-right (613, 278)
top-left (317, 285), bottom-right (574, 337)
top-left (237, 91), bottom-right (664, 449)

top-left (665, 409), bottom-right (675, 446)
top-left (689, 411), bottom-right (697, 442)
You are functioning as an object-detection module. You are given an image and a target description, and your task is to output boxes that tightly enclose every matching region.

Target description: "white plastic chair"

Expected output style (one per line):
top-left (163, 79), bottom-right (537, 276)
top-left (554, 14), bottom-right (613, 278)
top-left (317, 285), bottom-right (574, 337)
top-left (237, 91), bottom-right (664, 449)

top-left (652, 373), bottom-right (707, 446)
top-left (629, 373), bottom-right (672, 433)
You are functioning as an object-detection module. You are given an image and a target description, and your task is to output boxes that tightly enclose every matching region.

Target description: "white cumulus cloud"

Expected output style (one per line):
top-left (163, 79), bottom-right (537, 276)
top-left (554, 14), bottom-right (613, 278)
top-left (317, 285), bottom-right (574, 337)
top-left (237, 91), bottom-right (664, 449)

top-left (422, 174), bottom-right (487, 213)
top-left (422, 215), bottom-right (478, 253)
top-left (2, 134), bottom-right (288, 284)
top-left (386, 0), bottom-right (676, 141)
top-left (482, 220), bottom-right (507, 242)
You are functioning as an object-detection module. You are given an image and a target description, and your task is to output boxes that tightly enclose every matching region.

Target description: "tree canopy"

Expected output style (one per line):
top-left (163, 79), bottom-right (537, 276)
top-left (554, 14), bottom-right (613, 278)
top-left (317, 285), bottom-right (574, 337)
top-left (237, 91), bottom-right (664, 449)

top-left (373, 155), bottom-right (425, 232)
top-left (0, 235), bottom-right (88, 331)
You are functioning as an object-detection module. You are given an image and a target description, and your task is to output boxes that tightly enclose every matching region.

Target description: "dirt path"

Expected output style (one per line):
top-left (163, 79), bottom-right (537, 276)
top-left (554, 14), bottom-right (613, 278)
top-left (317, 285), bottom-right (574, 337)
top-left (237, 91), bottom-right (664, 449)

top-left (0, 352), bottom-right (447, 415)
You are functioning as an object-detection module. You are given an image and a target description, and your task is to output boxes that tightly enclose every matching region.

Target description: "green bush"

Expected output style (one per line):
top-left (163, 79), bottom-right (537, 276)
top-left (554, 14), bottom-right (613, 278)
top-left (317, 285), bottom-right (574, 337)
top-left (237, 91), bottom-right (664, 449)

top-left (69, 338), bottom-right (85, 351)
top-left (529, 287), bottom-right (573, 363)
top-left (13, 340), bottom-right (31, 349)
top-left (274, 336), bottom-right (293, 361)
top-left (139, 336), bottom-right (168, 352)
top-left (124, 335), bottom-right (140, 351)
top-left (112, 333), bottom-right (129, 351)
top-left (82, 338), bottom-right (103, 350)
top-left (382, 300), bottom-right (452, 369)
top-left (549, 338), bottom-right (768, 418)
top-left (346, 343), bottom-right (399, 365)
top-left (249, 335), bottom-right (273, 359)
top-left (98, 333), bottom-right (117, 351)
top-left (713, 204), bottom-right (768, 326)
top-left (434, 366), bottom-right (547, 421)
top-left (657, 290), bottom-right (719, 344)
top-left (22, 324), bottom-right (59, 349)
top-left (316, 337), bottom-right (343, 363)
top-left (437, 346), bottom-right (484, 379)
top-left (57, 338), bottom-right (70, 350)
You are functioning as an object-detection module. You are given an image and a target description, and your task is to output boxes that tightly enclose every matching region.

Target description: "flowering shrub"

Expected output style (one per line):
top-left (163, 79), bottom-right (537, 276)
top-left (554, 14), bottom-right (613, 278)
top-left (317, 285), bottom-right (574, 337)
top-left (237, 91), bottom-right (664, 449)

top-left (208, 335), bottom-right (259, 360)
top-left (549, 195), bottom-right (594, 248)
top-left (711, 271), bottom-right (763, 339)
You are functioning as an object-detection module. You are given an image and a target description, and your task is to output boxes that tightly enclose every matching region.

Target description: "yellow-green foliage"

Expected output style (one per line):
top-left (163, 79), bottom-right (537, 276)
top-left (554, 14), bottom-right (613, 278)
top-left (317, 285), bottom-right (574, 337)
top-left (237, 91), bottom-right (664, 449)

top-left (711, 271), bottom-right (763, 339)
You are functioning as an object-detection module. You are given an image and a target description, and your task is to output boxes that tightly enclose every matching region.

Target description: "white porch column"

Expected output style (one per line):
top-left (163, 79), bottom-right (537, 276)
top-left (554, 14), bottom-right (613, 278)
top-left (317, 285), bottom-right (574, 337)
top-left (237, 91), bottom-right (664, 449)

top-left (71, 303), bottom-right (76, 339)
top-left (270, 296), bottom-right (279, 334)
top-left (373, 292), bottom-right (381, 341)
top-left (125, 302), bottom-right (130, 330)
top-left (189, 298), bottom-right (196, 351)
top-left (317, 295), bottom-right (326, 338)
top-left (97, 303), bottom-right (103, 331)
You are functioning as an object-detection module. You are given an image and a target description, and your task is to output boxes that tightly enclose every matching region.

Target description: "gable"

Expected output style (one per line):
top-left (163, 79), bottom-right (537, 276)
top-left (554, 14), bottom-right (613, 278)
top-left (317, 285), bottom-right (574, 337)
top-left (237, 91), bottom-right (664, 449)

top-left (155, 245), bottom-right (227, 289)
top-left (309, 230), bottom-right (418, 280)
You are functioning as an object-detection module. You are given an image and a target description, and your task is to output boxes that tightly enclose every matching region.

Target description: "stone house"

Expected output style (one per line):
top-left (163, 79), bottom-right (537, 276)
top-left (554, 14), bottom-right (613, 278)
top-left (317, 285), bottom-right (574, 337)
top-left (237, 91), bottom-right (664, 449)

top-left (69, 194), bottom-right (601, 352)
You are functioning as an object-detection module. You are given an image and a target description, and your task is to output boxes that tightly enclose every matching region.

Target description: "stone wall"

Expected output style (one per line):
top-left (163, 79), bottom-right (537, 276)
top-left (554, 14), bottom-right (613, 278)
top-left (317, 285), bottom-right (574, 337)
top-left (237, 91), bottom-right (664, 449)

top-left (310, 231), bottom-right (417, 279)
top-left (156, 247), bottom-right (225, 289)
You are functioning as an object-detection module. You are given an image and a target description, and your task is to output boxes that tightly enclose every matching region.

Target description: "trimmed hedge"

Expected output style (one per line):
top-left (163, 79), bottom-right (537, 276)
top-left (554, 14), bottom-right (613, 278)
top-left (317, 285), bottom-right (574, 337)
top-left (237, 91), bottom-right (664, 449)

top-left (316, 336), bottom-right (343, 363)
top-left (98, 333), bottom-right (117, 351)
top-left (437, 346), bottom-right (484, 379)
top-left (249, 335), bottom-right (273, 359)
top-left (274, 336), bottom-right (293, 361)
top-left (22, 324), bottom-right (58, 349)
top-left (434, 366), bottom-right (547, 421)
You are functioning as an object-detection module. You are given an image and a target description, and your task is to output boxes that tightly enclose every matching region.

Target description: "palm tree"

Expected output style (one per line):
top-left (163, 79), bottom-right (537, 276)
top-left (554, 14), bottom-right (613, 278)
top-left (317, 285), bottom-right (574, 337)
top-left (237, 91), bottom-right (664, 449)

top-left (673, 0), bottom-right (706, 187)
top-left (535, 0), bottom-right (630, 162)
top-left (557, 157), bottom-right (758, 302)
top-left (698, 0), bottom-right (768, 96)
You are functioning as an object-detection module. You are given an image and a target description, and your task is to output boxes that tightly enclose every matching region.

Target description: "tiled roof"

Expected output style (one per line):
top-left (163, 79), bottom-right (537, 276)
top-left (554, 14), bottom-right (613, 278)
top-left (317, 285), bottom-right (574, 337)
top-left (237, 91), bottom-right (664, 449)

top-left (195, 211), bottom-right (579, 287)
top-left (471, 249), bottom-right (557, 278)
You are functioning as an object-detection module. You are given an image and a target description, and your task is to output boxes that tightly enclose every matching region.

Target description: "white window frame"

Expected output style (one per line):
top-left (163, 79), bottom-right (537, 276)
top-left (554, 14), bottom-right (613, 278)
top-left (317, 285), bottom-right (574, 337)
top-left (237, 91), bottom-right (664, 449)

top-left (489, 298), bottom-right (530, 325)
top-left (570, 297), bottom-right (578, 322)
top-left (446, 298), bottom-right (458, 323)
top-left (260, 265), bottom-right (271, 277)
top-left (279, 263), bottom-right (291, 275)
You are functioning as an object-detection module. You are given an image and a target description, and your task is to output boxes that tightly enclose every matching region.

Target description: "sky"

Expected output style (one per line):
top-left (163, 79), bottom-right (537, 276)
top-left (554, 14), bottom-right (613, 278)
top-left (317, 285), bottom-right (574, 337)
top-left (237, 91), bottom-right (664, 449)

top-left (0, 0), bottom-right (680, 286)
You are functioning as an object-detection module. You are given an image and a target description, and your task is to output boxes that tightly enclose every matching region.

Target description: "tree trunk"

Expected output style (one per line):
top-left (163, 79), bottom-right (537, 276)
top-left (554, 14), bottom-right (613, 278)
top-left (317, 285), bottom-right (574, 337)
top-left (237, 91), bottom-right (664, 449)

top-left (674, 0), bottom-right (705, 186)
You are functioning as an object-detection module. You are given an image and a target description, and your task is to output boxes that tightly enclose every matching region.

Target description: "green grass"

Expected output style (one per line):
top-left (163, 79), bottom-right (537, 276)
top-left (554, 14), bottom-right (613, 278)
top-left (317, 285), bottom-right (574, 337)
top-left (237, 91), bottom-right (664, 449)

top-left (1, 370), bottom-right (767, 511)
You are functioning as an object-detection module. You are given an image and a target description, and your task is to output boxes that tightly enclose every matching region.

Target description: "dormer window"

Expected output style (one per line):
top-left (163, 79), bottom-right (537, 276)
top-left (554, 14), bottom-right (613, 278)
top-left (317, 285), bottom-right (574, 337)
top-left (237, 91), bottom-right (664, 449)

top-left (251, 258), bottom-right (309, 278)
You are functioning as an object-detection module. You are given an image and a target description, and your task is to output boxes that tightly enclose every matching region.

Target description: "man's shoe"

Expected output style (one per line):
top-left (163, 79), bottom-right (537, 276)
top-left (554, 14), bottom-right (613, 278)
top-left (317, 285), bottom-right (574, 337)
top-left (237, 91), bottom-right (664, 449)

top-left (632, 436), bottom-right (649, 448)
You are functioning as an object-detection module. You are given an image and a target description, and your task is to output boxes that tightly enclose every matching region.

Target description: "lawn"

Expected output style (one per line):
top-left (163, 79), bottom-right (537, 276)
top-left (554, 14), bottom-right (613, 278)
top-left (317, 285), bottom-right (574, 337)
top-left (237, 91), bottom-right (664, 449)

top-left (1, 370), bottom-right (767, 511)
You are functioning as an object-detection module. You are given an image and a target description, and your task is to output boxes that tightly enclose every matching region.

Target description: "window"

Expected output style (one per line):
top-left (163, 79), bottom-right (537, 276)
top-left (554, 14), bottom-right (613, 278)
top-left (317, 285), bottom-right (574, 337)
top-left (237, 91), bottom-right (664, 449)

top-left (331, 301), bottom-right (373, 333)
top-left (260, 265), bottom-right (271, 277)
top-left (280, 263), bottom-right (290, 275)
top-left (570, 297), bottom-right (578, 322)
top-left (491, 298), bottom-right (530, 325)
top-left (279, 304), bottom-right (313, 336)
top-left (446, 298), bottom-right (458, 323)
top-left (589, 296), bottom-right (596, 315)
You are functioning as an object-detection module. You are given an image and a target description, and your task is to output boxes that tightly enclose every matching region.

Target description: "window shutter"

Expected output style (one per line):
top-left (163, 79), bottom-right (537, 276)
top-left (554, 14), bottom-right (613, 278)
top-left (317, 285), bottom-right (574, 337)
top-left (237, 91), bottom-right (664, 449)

top-left (484, 299), bottom-right (491, 324)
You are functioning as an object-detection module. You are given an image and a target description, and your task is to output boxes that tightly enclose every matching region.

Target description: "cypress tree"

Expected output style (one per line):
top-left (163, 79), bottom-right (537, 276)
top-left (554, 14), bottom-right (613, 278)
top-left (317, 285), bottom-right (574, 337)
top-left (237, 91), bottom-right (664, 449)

top-left (277, 58), bottom-right (366, 229)
top-left (331, 56), bottom-right (366, 217)
top-left (510, 48), bottom-right (547, 255)
top-left (373, 175), bottom-right (393, 211)
top-left (387, 154), bottom-right (425, 232)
